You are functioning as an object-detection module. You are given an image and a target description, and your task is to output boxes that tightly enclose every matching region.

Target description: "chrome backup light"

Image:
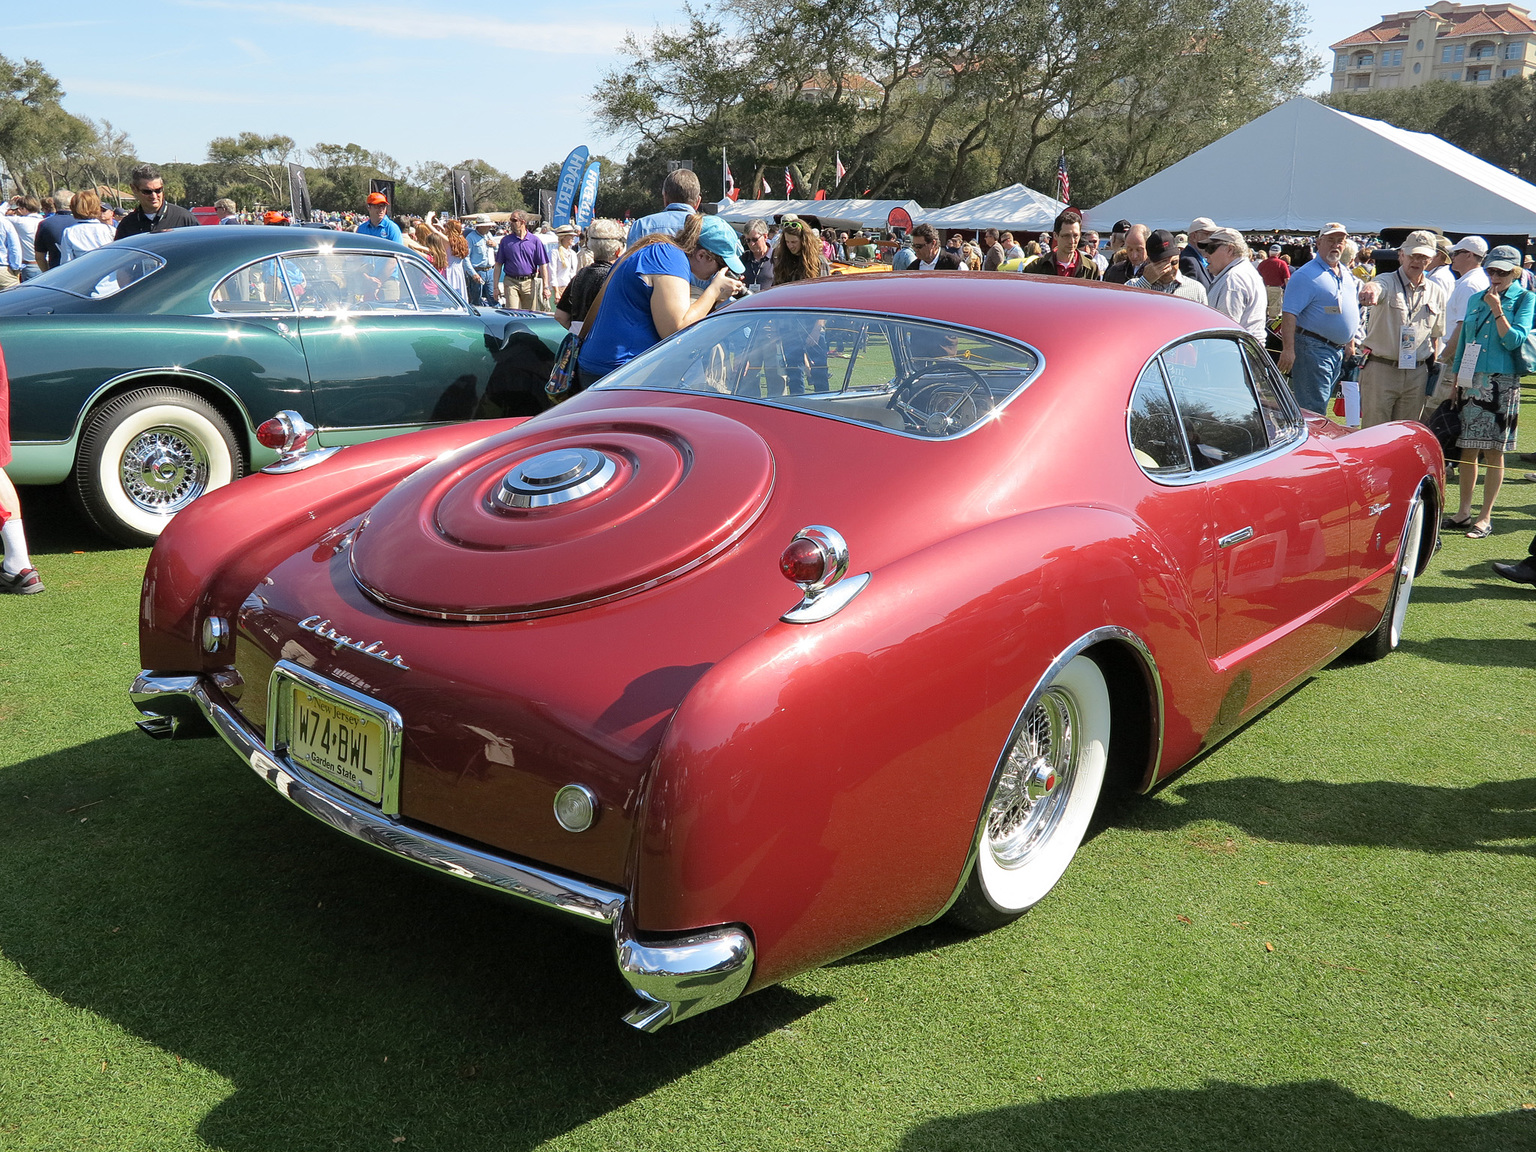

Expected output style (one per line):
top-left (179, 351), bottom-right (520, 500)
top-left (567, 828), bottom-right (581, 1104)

top-left (258, 409), bottom-right (342, 475)
top-left (553, 784), bottom-right (599, 832)
top-left (201, 615), bottom-right (230, 653)
top-left (779, 525), bottom-right (872, 625)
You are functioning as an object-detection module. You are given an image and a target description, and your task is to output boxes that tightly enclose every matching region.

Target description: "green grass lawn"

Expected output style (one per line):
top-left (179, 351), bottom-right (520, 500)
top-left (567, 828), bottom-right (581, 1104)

top-left (1, 408), bottom-right (1534, 1151)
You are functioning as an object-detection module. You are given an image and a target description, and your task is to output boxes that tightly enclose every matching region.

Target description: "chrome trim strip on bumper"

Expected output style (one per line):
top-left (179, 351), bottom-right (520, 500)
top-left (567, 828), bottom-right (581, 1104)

top-left (130, 670), bottom-right (754, 1029)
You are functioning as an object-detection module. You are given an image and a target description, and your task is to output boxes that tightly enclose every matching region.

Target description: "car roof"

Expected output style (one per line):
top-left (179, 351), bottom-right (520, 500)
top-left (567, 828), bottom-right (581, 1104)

top-left (732, 272), bottom-right (1240, 379)
top-left (119, 226), bottom-right (411, 259)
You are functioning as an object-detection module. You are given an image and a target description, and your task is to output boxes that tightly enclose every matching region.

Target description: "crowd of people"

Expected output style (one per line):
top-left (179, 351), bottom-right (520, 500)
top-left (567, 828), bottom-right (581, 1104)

top-left (4, 163), bottom-right (1536, 595)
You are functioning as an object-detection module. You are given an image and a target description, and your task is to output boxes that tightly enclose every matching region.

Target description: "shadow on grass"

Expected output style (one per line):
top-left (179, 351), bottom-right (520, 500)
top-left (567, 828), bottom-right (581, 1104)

top-left (1397, 635), bottom-right (1536, 667)
top-left (898, 1080), bottom-right (1533, 1152)
top-left (1123, 774), bottom-right (1534, 856)
top-left (14, 483), bottom-right (119, 554)
top-left (0, 732), bottom-right (826, 1151)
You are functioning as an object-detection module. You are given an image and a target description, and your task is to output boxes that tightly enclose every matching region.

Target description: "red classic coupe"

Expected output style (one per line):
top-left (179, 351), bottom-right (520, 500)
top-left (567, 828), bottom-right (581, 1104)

top-left (132, 274), bottom-right (1441, 1031)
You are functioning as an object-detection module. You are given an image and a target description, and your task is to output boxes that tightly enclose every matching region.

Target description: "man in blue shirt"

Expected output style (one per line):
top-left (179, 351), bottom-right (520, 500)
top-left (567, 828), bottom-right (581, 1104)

top-left (355, 193), bottom-right (403, 243)
top-left (627, 168), bottom-right (701, 245)
top-left (34, 192), bottom-right (76, 273)
top-left (1279, 222), bottom-right (1359, 414)
top-left (466, 219), bottom-right (495, 304)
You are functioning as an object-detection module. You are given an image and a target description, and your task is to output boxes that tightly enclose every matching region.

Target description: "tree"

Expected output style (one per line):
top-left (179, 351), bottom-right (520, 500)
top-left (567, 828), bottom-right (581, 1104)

top-left (591, 0), bottom-right (1317, 207)
top-left (0, 54), bottom-right (94, 197)
top-left (206, 132), bottom-right (298, 207)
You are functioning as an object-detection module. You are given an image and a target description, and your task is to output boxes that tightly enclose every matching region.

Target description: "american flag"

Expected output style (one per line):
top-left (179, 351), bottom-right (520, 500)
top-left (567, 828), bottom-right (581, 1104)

top-left (1056, 151), bottom-right (1070, 204)
top-left (835, 153), bottom-right (846, 186)
top-left (784, 167), bottom-right (795, 196)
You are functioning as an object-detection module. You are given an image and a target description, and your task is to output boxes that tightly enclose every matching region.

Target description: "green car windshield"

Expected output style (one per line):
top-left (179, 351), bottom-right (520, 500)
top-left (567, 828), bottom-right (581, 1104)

top-left (594, 309), bottom-right (1039, 438)
top-left (30, 246), bottom-right (166, 300)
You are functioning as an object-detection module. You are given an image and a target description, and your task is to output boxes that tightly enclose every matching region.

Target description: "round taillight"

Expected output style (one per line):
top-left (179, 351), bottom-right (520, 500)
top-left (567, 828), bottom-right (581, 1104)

top-left (780, 537), bottom-right (826, 585)
top-left (255, 416), bottom-right (290, 450)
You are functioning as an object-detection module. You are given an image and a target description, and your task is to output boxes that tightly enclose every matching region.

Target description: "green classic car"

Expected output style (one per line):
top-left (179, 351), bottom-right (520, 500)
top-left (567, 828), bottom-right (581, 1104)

top-left (1, 227), bottom-right (564, 544)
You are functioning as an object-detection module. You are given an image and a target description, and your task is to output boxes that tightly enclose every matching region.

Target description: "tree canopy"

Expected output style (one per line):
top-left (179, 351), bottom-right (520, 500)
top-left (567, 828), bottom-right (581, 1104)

top-left (590, 0), bottom-right (1318, 207)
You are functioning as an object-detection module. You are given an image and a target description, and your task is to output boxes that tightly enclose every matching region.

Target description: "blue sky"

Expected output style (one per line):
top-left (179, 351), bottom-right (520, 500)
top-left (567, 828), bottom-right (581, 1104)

top-left (7, 0), bottom-right (1390, 177)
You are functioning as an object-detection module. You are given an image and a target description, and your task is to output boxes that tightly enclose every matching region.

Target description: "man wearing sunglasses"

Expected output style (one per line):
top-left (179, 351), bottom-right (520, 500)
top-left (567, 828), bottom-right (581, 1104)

top-left (114, 165), bottom-right (200, 240)
top-left (909, 224), bottom-right (962, 270)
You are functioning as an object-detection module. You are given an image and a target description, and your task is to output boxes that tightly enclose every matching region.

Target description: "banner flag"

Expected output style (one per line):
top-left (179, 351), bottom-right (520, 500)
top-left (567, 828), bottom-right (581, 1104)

top-left (575, 161), bottom-right (601, 228)
top-left (835, 153), bottom-right (846, 186)
top-left (451, 169), bottom-right (472, 217)
top-left (552, 145), bottom-right (590, 225)
top-left (287, 163), bottom-right (311, 222)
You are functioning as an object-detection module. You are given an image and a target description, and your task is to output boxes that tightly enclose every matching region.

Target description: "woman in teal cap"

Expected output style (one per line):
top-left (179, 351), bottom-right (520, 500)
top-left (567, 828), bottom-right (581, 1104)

top-left (1446, 245), bottom-right (1534, 538)
top-left (574, 214), bottom-right (743, 391)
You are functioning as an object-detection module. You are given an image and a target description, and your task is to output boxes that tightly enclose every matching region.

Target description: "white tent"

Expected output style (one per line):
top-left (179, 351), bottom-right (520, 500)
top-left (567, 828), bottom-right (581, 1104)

top-left (920, 183), bottom-right (1067, 233)
top-left (714, 197), bottom-right (923, 231)
top-left (1087, 96), bottom-right (1536, 236)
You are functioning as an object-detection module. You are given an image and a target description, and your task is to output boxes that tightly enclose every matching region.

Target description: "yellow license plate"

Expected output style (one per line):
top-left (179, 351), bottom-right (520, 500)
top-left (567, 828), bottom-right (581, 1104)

top-left (285, 685), bottom-right (387, 803)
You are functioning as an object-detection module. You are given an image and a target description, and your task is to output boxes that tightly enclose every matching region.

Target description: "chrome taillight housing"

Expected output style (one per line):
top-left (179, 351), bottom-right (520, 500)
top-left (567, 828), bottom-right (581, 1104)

top-left (779, 525), bottom-right (871, 624)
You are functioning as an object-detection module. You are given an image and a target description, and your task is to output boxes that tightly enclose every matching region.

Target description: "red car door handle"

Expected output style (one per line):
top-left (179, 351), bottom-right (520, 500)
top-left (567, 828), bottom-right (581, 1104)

top-left (1218, 526), bottom-right (1254, 548)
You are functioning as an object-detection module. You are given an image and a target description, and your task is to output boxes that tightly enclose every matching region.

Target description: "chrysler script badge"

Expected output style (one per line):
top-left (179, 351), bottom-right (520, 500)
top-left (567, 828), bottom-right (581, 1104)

top-left (298, 615), bottom-right (410, 669)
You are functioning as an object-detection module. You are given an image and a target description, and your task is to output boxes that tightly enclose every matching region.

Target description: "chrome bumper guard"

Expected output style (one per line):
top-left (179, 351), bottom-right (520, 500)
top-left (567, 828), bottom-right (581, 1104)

top-left (130, 670), bottom-right (753, 1031)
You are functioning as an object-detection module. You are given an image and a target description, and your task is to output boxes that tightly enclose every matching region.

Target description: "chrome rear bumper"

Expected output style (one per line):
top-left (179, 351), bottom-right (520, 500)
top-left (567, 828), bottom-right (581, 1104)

top-left (130, 670), bottom-right (753, 1031)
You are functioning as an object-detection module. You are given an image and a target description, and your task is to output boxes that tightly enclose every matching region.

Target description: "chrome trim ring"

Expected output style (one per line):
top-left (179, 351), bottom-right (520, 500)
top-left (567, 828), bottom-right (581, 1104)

top-left (120, 424), bottom-right (211, 513)
top-left (493, 448), bottom-right (617, 510)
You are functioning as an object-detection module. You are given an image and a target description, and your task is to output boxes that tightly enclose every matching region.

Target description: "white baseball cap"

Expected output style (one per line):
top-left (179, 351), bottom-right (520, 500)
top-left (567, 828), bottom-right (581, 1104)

top-left (1449, 235), bottom-right (1488, 257)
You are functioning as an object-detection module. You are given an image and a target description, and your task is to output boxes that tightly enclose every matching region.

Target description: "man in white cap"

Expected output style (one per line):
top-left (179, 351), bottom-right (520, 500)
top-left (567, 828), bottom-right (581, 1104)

top-left (1203, 228), bottom-right (1267, 339)
top-left (1443, 235), bottom-right (1490, 360)
top-left (1181, 217), bottom-right (1216, 289)
top-left (1279, 223), bottom-right (1358, 413)
top-left (1359, 229), bottom-right (1447, 427)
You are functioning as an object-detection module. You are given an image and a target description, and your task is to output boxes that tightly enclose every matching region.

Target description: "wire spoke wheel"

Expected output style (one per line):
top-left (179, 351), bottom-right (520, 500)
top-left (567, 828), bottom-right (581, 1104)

top-left (947, 653), bottom-right (1111, 933)
top-left (119, 425), bottom-right (212, 514)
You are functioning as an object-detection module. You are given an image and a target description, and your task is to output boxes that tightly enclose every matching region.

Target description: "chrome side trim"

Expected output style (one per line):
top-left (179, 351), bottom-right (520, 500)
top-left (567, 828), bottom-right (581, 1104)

top-left (128, 670), bottom-right (755, 1030)
top-left (926, 626), bottom-right (1164, 924)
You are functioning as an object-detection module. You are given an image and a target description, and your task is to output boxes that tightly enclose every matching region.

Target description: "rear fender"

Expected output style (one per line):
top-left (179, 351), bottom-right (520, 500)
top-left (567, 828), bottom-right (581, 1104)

top-left (138, 420), bottom-right (526, 672)
top-left (632, 504), bottom-right (1199, 989)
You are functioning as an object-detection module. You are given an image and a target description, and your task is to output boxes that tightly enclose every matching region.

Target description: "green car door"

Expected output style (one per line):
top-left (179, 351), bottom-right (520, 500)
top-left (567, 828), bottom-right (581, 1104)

top-left (280, 251), bottom-right (492, 444)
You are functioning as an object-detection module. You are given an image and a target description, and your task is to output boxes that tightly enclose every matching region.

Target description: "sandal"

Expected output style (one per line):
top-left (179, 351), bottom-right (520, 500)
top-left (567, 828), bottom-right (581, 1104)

top-left (1442, 514), bottom-right (1473, 530)
top-left (1465, 523), bottom-right (1494, 539)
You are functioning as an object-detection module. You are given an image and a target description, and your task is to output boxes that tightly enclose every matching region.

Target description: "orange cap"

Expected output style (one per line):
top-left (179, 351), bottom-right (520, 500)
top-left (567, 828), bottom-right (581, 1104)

top-left (366, 192), bottom-right (388, 206)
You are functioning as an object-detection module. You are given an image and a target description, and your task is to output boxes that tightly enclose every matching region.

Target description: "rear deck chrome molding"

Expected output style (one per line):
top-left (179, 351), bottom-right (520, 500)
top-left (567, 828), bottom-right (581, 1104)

top-left (130, 670), bottom-right (754, 1030)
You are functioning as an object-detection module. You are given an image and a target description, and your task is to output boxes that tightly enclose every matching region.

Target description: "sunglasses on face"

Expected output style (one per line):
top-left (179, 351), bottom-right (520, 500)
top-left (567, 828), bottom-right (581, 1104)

top-left (1199, 241), bottom-right (1224, 254)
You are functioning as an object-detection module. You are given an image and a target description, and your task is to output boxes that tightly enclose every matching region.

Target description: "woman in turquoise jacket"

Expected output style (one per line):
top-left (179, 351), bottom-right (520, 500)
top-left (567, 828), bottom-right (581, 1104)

top-left (1446, 246), bottom-right (1534, 538)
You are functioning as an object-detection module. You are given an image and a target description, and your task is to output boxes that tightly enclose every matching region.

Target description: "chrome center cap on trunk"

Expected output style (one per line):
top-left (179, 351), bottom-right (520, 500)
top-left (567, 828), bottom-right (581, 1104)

top-left (493, 448), bottom-right (617, 510)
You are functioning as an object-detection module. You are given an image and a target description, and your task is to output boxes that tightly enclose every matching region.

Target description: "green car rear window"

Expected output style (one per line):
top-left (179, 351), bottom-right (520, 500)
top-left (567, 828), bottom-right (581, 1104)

top-left (31, 246), bottom-right (165, 300)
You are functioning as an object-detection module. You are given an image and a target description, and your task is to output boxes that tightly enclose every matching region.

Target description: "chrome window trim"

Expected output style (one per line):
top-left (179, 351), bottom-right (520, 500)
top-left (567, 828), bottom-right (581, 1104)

top-left (1125, 328), bottom-right (1308, 488)
top-left (31, 244), bottom-right (164, 300)
top-left (928, 625), bottom-right (1165, 924)
top-left (593, 306), bottom-right (1046, 443)
top-left (397, 254), bottom-right (471, 314)
top-left (208, 255), bottom-right (297, 315)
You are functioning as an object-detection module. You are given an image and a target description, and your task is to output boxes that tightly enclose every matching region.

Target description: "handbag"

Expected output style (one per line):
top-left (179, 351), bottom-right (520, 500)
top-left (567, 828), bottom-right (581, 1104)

top-left (545, 264), bottom-right (616, 402)
top-left (1427, 396), bottom-right (1462, 459)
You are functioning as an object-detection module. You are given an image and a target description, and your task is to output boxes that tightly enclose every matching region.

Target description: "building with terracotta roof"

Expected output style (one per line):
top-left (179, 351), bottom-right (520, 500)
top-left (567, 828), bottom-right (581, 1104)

top-left (1330, 2), bottom-right (1536, 91)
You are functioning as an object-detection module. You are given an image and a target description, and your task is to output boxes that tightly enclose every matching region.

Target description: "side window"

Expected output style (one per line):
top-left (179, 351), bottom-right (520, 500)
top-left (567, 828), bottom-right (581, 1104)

top-left (1160, 338), bottom-right (1268, 471)
top-left (212, 258), bottom-right (293, 313)
top-left (1241, 339), bottom-right (1303, 444)
top-left (400, 259), bottom-right (464, 312)
top-left (1128, 360), bottom-right (1191, 476)
top-left (281, 252), bottom-right (412, 312)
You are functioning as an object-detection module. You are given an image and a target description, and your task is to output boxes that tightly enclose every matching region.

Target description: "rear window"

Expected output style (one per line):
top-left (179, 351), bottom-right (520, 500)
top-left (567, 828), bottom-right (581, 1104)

top-left (31, 246), bottom-right (165, 299)
top-left (594, 309), bottom-right (1039, 438)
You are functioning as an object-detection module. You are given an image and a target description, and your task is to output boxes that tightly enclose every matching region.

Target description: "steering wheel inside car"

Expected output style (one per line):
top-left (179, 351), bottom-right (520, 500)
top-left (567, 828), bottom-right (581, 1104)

top-left (889, 360), bottom-right (995, 435)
